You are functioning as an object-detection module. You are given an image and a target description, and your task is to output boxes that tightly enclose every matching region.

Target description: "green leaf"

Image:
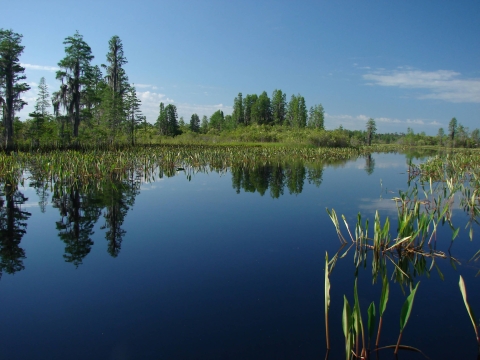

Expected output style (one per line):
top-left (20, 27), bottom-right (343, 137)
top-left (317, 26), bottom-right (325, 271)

top-left (434, 263), bottom-right (444, 281)
top-left (368, 302), bottom-right (376, 342)
top-left (353, 279), bottom-right (365, 350)
top-left (342, 296), bottom-right (352, 360)
top-left (458, 276), bottom-right (479, 341)
top-left (399, 282), bottom-right (420, 331)
top-left (470, 249), bottom-right (480, 262)
top-left (452, 227), bottom-right (460, 241)
top-left (379, 272), bottom-right (389, 317)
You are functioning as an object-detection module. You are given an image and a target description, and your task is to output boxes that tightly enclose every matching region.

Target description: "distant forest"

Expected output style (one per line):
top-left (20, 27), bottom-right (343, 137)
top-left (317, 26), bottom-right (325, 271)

top-left (1, 29), bottom-right (479, 149)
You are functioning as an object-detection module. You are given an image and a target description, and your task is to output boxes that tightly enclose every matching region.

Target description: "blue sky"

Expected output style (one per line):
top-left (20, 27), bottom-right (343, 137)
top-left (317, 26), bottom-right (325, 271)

top-left (4, 0), bottom-right (479, 134)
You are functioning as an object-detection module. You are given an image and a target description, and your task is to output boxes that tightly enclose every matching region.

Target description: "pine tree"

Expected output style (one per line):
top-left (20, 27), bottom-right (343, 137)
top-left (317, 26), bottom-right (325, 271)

top-left (165, 104), bottom-right (178, 136)
top-left (55, 31), bottom-right (93, 139)
top-left (308, 104), bottom-right (324, 129)
top-left (156, 102), bottom-right (167, 135)
top-left (0, 29), bottom-right (30, 149)
top-left (125, 86), bottom-right (142, 145)
top-left (200, 115), bottom-right (208, 133)
top-left (251, 91), bottom-right (271, 125)
top-left (36, 77), bottom-right (50, 117)
top-left (448, 117), bottom-right (457, 145)
top-left (242, 94), bottom-right (258, 126)
top-left (28, 78), bottom-right (51, 146)
top-left (271, 89), bottom-right (286, 125)
top-left (190, 113), bottom-right (200, 132)
top-left (366, 118), bottom-right (376, 145)
top-left (286, 94), bottom-right (307, 128)
top-left (102, 36), bottom-right (129, 139)
top-left (209, 110), bottom-right (224, 131)
top-left (232, 93), bottom-right (244, 126)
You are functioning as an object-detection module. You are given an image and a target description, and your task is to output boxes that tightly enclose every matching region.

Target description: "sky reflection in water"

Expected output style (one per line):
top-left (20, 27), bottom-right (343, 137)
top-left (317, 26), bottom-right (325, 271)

top-left (0, 152), bottom-right (478, 359)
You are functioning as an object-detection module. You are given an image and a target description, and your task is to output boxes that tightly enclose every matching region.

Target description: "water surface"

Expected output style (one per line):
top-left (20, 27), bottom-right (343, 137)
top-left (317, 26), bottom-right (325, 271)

top-left (0, 152), bottom-right (478, 359)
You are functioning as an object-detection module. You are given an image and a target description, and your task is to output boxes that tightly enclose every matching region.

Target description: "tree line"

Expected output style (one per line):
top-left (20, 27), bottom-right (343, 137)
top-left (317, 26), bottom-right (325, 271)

top-left (1, 29), bottom-right (145, 149)
top-left (1, 28), bottom-right (478, 149)
top-left (155, 91), bottom-right (325, 137)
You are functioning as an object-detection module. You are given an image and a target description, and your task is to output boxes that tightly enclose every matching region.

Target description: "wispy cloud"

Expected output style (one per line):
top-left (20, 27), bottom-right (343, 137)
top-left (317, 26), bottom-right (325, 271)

top-left (325, 113), bottom-right (441, 130)
top-left (363, 68), bottom-right (480, 103)
top-left (135, 90), bottom-right (232, 122)
top-left (134, 83), bottom-right (158, 90)
top-left (21, 63), bottom-right (59, 72)
top-left (175, 103), bottom-right (232, 120)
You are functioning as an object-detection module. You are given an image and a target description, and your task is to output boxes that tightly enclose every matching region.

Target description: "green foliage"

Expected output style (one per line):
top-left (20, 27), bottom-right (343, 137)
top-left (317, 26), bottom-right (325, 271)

top-left (200, 115), bottom-right (209, 134)
top-left (449, 117), bottom-right (457, 143)
top-left (243, 94), bottom-right (258, 126)
top-left (0, 28), bottom-right (30, 149)
top-left (55, 31), bottom-right (94, 138)
top-left (232, 92), bottom-right (244, 126)
top-left (209, 109), bottom-right (224, 131)
top-left (164, 104), bottom-right (179, 136)
top-left (189, 113), bottom-right (200, 133)
top-left (251, 91), bottom-right (272, 125)
top-left (271, 89), bottom-right (286, 125)
top-left (366, 118), bottom-right (376, 146)
top-left (286, 94), bottom-right (307, 128)
top-left (308, 104), bottom-right (324, 129)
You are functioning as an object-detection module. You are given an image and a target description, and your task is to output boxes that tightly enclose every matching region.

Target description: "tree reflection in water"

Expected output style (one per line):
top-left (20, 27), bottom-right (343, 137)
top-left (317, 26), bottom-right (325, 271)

top-left (0, 184), bottom-right (31, 278)
top-left (231, 162), bottom-right (323, 198)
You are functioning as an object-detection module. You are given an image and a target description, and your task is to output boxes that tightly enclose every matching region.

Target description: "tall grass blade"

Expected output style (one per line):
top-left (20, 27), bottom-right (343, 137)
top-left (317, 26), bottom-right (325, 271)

top-left (342, 296), bottom-right (353, 360)
top-left (459, 276), bottom-right (480, 345)
top-left (325, 252), bottom-right (331, 350)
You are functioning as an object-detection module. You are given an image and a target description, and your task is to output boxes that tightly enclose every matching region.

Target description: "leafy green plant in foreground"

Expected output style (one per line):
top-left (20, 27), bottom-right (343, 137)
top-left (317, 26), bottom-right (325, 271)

top-left (341, 277), bottom-right (423, 359)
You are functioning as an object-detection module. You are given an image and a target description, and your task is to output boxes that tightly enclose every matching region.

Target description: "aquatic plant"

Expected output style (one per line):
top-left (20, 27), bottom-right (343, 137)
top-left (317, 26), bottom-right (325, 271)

top-left (459, 276), bottom-right (480, 351)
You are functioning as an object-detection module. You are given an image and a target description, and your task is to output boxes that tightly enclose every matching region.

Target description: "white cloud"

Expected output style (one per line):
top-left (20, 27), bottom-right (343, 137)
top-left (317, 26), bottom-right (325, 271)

top-left (325, 113), bottom-right (441, 131)
top-left (135, 90), bottom-right (232, 123)
top-left (175, 103), bottom-right (232, 120)
top-left (363, 68), bottom-right (480, 103)
top-left (21, 63), bottom-right (59, 72)
top-left (134, 83), bottom-right (158, 90)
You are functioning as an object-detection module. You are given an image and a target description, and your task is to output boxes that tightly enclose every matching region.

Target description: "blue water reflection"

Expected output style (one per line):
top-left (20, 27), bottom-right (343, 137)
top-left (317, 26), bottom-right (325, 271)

top-left (0, 152), bottom-right (478, 359)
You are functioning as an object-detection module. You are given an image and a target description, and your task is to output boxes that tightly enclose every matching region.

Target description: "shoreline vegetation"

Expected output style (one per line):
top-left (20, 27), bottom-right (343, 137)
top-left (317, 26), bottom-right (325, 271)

top-left (1, 29), bottom-right (479, 152)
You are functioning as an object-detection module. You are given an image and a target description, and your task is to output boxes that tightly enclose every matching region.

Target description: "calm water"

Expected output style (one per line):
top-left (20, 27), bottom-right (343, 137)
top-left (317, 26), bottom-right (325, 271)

top-left (0, 152), bottom-right (478, 359)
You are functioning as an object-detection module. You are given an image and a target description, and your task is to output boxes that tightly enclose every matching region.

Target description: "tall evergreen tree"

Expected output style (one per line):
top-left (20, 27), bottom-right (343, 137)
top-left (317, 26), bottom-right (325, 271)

top-left (102, 36), bottom-right (129, 138)
top-left (286, 94), bottom-right (307, 128)
top-left (36, 77), bottom-right (50, 117)
top-left (271, 89), bottom-right (286, 125)
top-left (232, 92), bottom-right (244, 126)
top-left (156, 102), bottom-right (167, 135)
top-left (308, 104), bottom-right (324, 129)
top-left (448, 117), bottom-right (457, 144)
top-left (200, 115), bottom-right (209, 133)
top-left (190, 113), bottom-right (200, 132)
top-left (165, 104), bottom-right (178, 136)
top-left (0, 29), bottom-right (30, 149)
top-left (209, 109), bottom-right (224, 131)
top-left (28, 78), bottom-right (51, 146)
top-left (243, 94), bottom-right (258, 126)
top-left (366, 118), bottom-right (376, 145)
top-left (437, 127), bottom-right (445, 146)
top-left (125, 85), bottom-right (142, 145)
top-left (251, 91), bottom-right (272, 125)
top-left (55, 31), bottom-right (93, 139)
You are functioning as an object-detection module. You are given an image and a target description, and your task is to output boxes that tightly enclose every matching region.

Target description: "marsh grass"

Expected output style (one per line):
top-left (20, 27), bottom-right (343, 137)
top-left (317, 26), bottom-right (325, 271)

top-left (326, 151), bottom-right (480, 358)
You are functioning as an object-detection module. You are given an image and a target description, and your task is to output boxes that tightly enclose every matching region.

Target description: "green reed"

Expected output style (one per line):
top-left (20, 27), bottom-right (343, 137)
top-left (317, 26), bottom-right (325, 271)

top-left (326, 151), bottom-right (480, 358)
